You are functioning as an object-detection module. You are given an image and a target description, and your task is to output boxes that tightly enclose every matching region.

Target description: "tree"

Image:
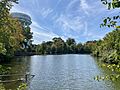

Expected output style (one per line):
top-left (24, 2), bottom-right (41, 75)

top-left (99, 0), bottom-right (120, 63)
top-left (22, 26), bottom-right (33, 50)
top-left (0, 0), bottom-right (24, 58)
top-left (66, 38), bottom-right (76, 46)
top-left (45, 41), bottom-right (53, 54)
top-left (66, 38), bottom-right (76, 53)
top-left (76, 43), bottom-right (82, 53)
top-left (94, 0), bottom-right (120, 81)
top-left (34, 37), bottom-right (96, 55)
top-left (52, 37), bottom-right (66, 54)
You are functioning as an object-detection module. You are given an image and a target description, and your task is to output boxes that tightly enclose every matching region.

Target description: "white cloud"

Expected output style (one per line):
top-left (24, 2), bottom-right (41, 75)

top-left (66, 0), bottom-right (79, 11)
top-left (11, 5), bottom-right (58, 44)
top-left (81, 22), bottom-right (104, 41)
top-left (54, 0), bottom-right (63, 9)
top-left (31, 0), bottom-right (40, 9)
top-left (80, 0), bottom-right (91, 16)
top-left (10, 0), bottom-right (108, 44)
top-left (82, 22), bottom-right (88, 36)
top-left (66, 0), bottom-right (92, 16)
top-left (31, 21), bottom-right (59, 44)
top-left (51, 13), bottom-right (59, 20)
top-left (40, 8), bottom-right (53, 18)
top-left (10, 5), bottom-right (32, 19)
top-left (56, 14), bottom-right (84, 34)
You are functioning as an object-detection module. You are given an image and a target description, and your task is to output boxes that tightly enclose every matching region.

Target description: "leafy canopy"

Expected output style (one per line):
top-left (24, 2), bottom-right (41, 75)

top-left (0, 0), bottom-right (24, 57)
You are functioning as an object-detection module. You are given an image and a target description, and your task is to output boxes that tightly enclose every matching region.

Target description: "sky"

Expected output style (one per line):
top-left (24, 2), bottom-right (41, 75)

top-left (11, 0), bottom-right (119, 44)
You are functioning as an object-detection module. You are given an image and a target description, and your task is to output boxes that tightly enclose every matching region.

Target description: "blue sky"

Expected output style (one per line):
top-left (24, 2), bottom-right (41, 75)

top-left (11, 0), bottom-right (119, 44)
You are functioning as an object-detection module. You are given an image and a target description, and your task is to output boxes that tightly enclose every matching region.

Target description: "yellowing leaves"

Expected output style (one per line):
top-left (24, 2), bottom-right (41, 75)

top-left (115, 26), bottom-right (120, 29)
top-left (0, 43), bottom-right (6, 55)
top-left (0, 0), bottom-right (24, 57)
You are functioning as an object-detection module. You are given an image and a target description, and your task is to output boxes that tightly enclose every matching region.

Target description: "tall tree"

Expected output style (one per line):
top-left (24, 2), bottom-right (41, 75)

top-left (52, 37), bottom-right (66, 54)
top-left (66, 38), bottom-right (76, 53)
top-left (0, 0), bottom-right (24, 58)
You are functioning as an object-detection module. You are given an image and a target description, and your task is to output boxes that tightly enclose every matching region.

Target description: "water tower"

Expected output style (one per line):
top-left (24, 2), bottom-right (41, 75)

top-left (11, 12), bottom-right (32, 27)
top-left (11, 12), bottom-right (32, 48)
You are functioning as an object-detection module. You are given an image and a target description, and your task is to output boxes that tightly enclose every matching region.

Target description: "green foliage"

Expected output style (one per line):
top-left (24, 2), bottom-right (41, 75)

top-left (66, 38), bottom-right (77, 54)
top-left (92, 30), bottom-right (120, 64)
top-left (94, 1), bottom-right (120, 63)
top-left (101, 0), bottom-right (120, 28)
top-left (17, 83), bottom-right (27, 90)
top-left (94, 63), bottom-right (120, 81)
top-left (101, 0), bottom-right (120, 9)
top-left (35, 37), bottom-right (95, 55)
top-left (0, 84), bottom-right (5, 90)
top-left (100, 16), bottom-right (117, 28)
top-left (0, 82), bottom-right (27, 90)
top-left (36, 37), bottom-right (67, 54)
top-left (94, 74), bottom-right (120, 81)
top-left (93, 0), bottom-right (120, 81)
top-left (66, 38), bottom-right (76, 46)
top-left (0, 65), bottom-right (11, 74)
top-left (0, 43), bottom-right (6, 55)
top-left (22, 26), bottom-right (33, 50)
top-left (83, 41), bottom-right (96, 54)
top-left (0, 0), bottom-right (24, 58)
top-left (76, 43), bottom-right (82, 53)
top-left (23, 27), bottom-right (33, 40)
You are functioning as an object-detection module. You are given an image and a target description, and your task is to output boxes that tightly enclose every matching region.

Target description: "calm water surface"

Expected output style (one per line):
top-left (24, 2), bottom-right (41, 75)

top-left (2, 55), bottom-right (120, 90)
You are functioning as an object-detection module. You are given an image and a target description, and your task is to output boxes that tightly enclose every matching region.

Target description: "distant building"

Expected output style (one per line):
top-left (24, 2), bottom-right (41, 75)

top-left (11, 12), bottom-right (32, 48)
top-left (11, 12), bottom-right (32, 27)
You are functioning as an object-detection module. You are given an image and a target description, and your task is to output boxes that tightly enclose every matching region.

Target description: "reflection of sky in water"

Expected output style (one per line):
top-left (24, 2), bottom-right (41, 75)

top-left (29, 55), bottom-right (119, 90)
top-left (2, 55), bottom-right (120, 90)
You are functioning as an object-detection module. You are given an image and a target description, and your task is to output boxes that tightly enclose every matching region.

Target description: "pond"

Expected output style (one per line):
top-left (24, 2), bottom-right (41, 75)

top-left (1, 54), bottom-right (120, 90)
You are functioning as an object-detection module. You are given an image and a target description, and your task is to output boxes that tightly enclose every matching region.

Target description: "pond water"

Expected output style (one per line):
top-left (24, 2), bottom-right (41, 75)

top-left (1, 54), bottom-right (120, 90)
